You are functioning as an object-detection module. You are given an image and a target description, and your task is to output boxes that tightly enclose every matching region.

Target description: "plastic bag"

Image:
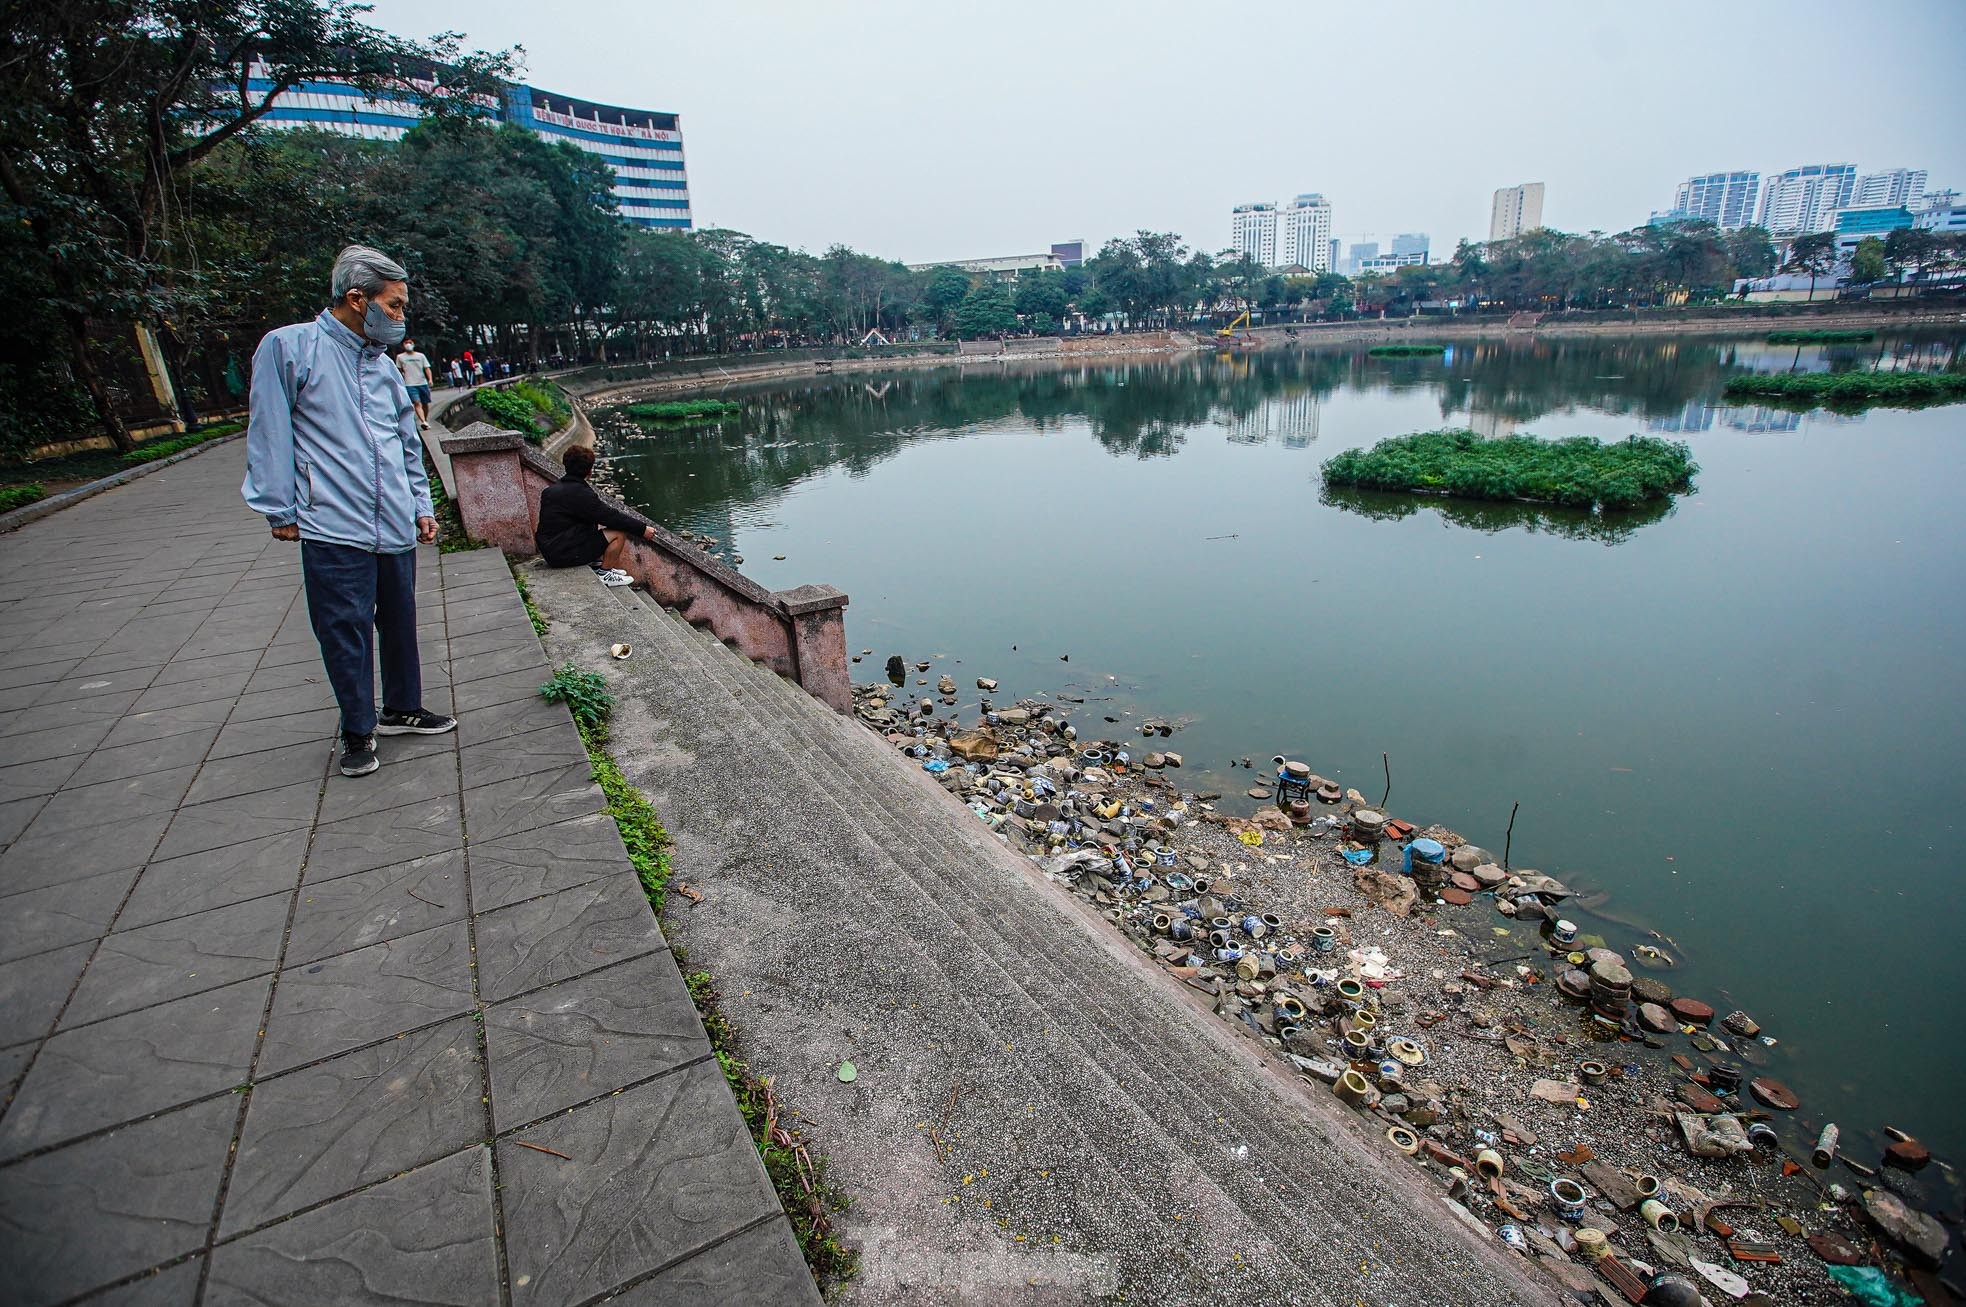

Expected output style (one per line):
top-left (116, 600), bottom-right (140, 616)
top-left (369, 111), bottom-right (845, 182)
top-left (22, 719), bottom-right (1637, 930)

top-left (1824, 1266), bottom-right (1921, 1307)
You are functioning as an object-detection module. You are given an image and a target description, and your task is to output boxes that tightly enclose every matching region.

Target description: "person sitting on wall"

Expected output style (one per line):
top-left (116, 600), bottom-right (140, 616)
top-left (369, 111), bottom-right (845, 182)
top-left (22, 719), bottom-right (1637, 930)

top-left (535, 445), bottom-right (656, 585)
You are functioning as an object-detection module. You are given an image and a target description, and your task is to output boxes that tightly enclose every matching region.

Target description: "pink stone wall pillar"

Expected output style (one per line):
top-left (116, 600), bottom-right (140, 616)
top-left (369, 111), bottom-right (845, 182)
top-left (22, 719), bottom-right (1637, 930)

top-left (441, 428), bottom-right (536, 555)
top-left (780, 585), bottom-right (852, 714)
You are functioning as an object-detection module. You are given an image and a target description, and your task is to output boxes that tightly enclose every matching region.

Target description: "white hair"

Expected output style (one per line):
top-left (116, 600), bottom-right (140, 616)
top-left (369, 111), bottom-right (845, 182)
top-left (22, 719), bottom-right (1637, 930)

top-left (330, 244), bottom-right (409, 302)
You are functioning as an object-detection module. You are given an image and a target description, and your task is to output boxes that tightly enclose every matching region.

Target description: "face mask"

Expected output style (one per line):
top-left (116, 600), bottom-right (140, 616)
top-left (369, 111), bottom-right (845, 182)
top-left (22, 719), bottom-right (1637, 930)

top-left (360, 296), bottom-right (407, 347)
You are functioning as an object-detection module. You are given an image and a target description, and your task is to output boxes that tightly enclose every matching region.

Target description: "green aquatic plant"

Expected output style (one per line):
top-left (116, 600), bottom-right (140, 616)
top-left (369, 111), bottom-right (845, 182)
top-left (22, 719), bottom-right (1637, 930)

top-left (1321, 428), bottom-right (1696, 512)
top-left (624, 399), bottom-right (743, 422)
top-left (1721, 370), bottom-right (1966, 410)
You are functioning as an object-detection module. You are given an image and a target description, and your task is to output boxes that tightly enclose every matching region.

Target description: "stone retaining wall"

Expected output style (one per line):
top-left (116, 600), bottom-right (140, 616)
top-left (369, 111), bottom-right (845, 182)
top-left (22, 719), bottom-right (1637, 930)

top-left (441, 424), bottom-right (851, 712)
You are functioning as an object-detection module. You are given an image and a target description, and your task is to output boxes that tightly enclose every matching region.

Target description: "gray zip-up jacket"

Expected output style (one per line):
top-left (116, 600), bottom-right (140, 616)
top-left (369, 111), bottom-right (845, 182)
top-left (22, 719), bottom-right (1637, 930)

top-left (241, 309), bottom-right (433, 554)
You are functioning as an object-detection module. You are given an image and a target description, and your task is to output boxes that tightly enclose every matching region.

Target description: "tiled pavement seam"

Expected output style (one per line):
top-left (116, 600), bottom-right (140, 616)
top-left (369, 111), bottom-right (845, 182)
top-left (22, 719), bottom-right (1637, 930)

top-left (0, 448), bottom-right (811, 1306)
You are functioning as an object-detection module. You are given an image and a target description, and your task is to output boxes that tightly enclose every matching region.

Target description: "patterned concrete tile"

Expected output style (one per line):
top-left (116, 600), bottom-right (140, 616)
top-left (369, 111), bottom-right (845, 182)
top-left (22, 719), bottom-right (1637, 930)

top-left (222, 1019), bottom-right (483, 1235)
top-left (474, 875), bottom-right (665, 1003)
top-left (486, 951), bottom-right (706, 1131)
top-left (260, 921), bottom-right (474, 1074)
top-left (0, 976), bottom-right (269, 1158)
top-left (497, 1062), bottom-right (781, 1307)
top-left (204, 1147), bottom-right (497, 1307)
top-left (0, 1096), bottom-right (236, 1307)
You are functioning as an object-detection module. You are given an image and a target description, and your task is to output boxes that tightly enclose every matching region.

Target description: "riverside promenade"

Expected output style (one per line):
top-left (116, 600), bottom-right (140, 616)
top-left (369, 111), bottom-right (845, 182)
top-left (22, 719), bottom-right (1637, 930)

top-left (0, 443), bottom-right (817, 1306)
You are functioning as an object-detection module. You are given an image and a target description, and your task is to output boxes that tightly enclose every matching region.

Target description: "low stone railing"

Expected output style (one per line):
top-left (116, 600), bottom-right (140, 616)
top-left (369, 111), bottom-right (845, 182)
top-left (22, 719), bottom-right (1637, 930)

top-left (441, 423), bottom-right (852, 713)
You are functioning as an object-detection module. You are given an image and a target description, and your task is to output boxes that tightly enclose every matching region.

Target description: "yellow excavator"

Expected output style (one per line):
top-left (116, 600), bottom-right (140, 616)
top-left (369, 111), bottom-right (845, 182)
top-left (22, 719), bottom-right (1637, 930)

top-left (1215, 309), bottom-right (1250, 339)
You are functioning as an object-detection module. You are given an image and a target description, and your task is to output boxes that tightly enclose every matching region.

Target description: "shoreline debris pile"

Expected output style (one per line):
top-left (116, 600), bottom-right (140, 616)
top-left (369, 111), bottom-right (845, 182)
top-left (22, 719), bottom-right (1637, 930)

top-left (852, 678), bottom-right (1960, 1304)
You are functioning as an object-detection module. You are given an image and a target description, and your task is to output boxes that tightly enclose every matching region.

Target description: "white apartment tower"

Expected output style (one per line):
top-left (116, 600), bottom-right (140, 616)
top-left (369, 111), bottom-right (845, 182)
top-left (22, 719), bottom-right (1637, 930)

top-left (1490, 182), bottom-right (1545, 241)
top-left (1277, 194), bottom-right (1333, 271)
top-left (1230, 203), bottom-right (1278, 266)
top-left (1671, 171), bottom-right (1761, 229)
top-left (1757, 164), bottom-right (1857, 233)
top-left (1850, 168), bottom-right (1929, 210)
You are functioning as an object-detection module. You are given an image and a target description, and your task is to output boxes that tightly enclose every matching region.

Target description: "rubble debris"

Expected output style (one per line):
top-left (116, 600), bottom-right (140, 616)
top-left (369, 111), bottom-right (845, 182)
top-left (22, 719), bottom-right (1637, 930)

top-left (846, 678), bottom-right (1926, 1302)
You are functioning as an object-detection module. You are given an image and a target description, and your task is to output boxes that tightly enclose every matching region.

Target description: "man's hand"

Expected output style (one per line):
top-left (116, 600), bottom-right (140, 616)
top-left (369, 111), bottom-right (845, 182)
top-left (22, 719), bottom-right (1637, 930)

top-left (417, 515), bottom-right (439, 545)
top-left (643, 524), bottom-right (657, 543)
top-left (270, 523), bottom-right (300, 542)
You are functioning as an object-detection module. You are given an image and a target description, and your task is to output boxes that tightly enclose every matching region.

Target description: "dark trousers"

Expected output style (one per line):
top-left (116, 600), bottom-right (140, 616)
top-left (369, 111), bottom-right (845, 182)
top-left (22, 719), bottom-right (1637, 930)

top-left (301, 541), bottom-right (421, 738)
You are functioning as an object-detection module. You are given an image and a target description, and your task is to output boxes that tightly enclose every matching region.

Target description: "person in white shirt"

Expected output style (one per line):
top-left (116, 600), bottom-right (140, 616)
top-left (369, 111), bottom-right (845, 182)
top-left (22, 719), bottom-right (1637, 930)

top-left (395, 339), bottom-right (434, 429)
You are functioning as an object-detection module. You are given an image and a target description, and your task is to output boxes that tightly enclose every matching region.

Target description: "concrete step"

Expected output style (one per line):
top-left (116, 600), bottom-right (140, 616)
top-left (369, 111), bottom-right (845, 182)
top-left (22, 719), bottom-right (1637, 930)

top-left (527, 567), bottom-right (1553, 1305)
top-left (610, 598), bottom-right (1470, 1276)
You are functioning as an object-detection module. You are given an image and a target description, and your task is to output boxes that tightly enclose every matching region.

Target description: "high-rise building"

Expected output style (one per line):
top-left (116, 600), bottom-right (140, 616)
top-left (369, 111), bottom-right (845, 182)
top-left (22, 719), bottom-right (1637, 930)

top-left (1489, 183), bottom-right (1545, 241)
top-left (1390, 232), bottom-right (1430, 260)
top-left (1329, 239), bottom-right (1342, 272)
top-left (1668, 171), bottom-right (1761, 229)
top-left (1277, 194), bottom-right (1333, 272)
top-left (1342, 241), bottom-right (1379, 275)
top-left (1230, 203), bottom-right (1278, 266)
top-left (251, 62), bottom-right (691, 228)
top-left (1849, 168), bottom-right (1928, 211)
top-left (1757, 165), bottom-right (1856, 234)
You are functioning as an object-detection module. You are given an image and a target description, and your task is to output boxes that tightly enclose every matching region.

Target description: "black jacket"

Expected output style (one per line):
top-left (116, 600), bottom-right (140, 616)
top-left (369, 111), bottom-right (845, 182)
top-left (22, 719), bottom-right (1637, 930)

top-left (535, 475), bottom-right (646, 567)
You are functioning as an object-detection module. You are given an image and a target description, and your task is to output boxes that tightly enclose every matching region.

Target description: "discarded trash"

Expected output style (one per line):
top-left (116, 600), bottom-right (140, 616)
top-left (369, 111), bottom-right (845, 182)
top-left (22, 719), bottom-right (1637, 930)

top-left (1824, 1266), bottom-right (1922, 1307)
top-left (837, 1061), bottom-right (858, 1083)
top-left (609, 642), bottom-right (632, 659)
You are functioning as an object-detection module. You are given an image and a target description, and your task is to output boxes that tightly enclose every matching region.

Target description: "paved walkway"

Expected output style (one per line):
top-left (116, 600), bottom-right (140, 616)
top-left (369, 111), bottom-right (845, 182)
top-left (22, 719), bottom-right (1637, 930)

top-left (0, 443), bottom-right (815, 1306)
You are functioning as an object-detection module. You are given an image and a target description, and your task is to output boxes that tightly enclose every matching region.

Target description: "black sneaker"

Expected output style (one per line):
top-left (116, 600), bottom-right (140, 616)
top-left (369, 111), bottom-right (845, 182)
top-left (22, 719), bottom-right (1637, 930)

top-left (376, 709), bottom-right (458, 736)
top-left (340, 732), bottom-right (379, 777)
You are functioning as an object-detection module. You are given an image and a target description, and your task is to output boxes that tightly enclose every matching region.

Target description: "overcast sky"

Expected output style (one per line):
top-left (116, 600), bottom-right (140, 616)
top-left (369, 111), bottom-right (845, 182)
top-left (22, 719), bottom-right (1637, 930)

top-left (369, 0), bottom-right (1966, 263)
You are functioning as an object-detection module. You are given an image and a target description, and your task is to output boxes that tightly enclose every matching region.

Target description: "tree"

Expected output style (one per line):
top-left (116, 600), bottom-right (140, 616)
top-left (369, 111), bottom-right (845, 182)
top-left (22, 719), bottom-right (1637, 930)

top-left (1722, 226), bottom-right (1777, 279)
top-left (1785, 232), bottom-right (1839, 302)
top-left (1013, 271), bottom-right (1070, 326)
top-left (952, 283), bottom-right (1016, 339)
top-left (0, 0), bottom-right (510, 449)
top-left (1882, 227), bottom-right (1940, 283)
top-left (919, 267), bottom-right (973, 335)
top-left (1850, 237), bottom-right (1888, 286)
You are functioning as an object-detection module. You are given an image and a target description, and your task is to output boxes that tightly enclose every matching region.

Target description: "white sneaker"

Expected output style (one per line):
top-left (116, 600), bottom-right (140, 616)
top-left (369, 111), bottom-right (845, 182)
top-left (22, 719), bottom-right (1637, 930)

top-left (598, 569), bottom-right (633, 587)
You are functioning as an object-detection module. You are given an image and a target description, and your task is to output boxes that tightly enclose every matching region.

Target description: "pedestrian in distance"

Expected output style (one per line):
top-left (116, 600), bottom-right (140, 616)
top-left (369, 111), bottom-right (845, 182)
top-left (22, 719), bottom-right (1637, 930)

top-left (395, 336), bottom-right (434, 430)
top-left (535, 444), bottom-right (656, 587)
top-left (447, 356), bottom-right (463, 388)
top-left (241, 243), bottom-right (457, 778)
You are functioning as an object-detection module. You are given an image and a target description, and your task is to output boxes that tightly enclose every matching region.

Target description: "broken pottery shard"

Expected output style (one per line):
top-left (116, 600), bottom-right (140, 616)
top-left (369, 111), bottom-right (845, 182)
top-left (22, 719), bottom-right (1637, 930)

top-left (1353, 866), bottom-right (1417, 918)
top-left (1862, 1187), bottom-right (1949, 1266)
top-left (948, 731), bottom-right (1000, 762)
top-left (1530, 1079), bottom-right (1583, 1105)
top-left (1580, 1161), bottom-right (1645, 1212)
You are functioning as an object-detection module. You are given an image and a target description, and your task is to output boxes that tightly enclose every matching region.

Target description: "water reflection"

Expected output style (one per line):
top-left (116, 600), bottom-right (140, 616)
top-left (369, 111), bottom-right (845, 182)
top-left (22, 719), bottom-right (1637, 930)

top-left (1318, 484), bottom-right (1678, 545)
top-left (594, 330), bottom-right (1956, 546)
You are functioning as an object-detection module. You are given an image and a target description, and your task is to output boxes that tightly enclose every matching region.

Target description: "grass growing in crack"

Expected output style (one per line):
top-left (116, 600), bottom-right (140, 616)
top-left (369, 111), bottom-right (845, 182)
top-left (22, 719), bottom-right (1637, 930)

top-left (512, 571), bottom-right (549, 637)
top-left (427, 461), bottom-right (475, 554)
top-left (529, 627), bottom-right (854, 1291)
top-left (686, 970), bottom-right (859, 1290)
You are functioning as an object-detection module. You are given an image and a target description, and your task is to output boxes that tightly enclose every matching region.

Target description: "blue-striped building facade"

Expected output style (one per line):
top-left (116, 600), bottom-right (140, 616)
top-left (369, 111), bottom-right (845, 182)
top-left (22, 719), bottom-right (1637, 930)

top-left (248, 62), bottom-right (691, 230)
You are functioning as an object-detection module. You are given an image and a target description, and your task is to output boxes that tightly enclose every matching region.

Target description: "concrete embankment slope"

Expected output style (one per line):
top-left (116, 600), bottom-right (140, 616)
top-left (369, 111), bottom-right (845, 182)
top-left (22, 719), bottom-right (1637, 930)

top-left (531, 566), bottom-right (1565, 1307)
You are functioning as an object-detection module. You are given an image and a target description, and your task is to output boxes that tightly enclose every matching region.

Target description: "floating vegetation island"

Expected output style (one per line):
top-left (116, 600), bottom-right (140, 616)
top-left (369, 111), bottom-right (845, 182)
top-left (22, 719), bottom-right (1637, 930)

top-left (1321, 429), bottom-right (1697, 512)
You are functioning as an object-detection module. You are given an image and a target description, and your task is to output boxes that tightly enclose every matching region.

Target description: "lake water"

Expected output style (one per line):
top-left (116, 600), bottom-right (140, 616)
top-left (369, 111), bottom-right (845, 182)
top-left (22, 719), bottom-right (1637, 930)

top-left (592, 333), bottom-right (1966, 1170)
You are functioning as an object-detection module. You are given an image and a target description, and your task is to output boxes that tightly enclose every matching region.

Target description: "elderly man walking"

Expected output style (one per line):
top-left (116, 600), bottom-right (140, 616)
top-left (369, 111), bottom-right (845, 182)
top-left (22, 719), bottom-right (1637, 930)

top-left (242, 244), bottom-right (457, 778)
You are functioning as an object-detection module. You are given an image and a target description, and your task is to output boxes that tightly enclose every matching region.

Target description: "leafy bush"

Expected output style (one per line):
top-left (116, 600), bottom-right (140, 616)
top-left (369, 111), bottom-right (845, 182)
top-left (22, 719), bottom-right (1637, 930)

top-left (1321, 429), bottom-right (1697, 511)
top-left (1722, 370), bottom-right (1966, 410)
top-left (0, 483), bottom-right (47, 512)
top-left (538, 662), bottom-right (615, 739)
top-left (475, 385), bottom-right (546, 440)
top-left (119, 422), bottom-right (243, 465)
top-left (509, 378), bottom-right (571, 424)
top-left (1368, 344), bottom-right (1448, 357)
top-left (624, 399), bottom-right (742, 422)
top-left (1766, 329), bottom-right (1875, 344)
